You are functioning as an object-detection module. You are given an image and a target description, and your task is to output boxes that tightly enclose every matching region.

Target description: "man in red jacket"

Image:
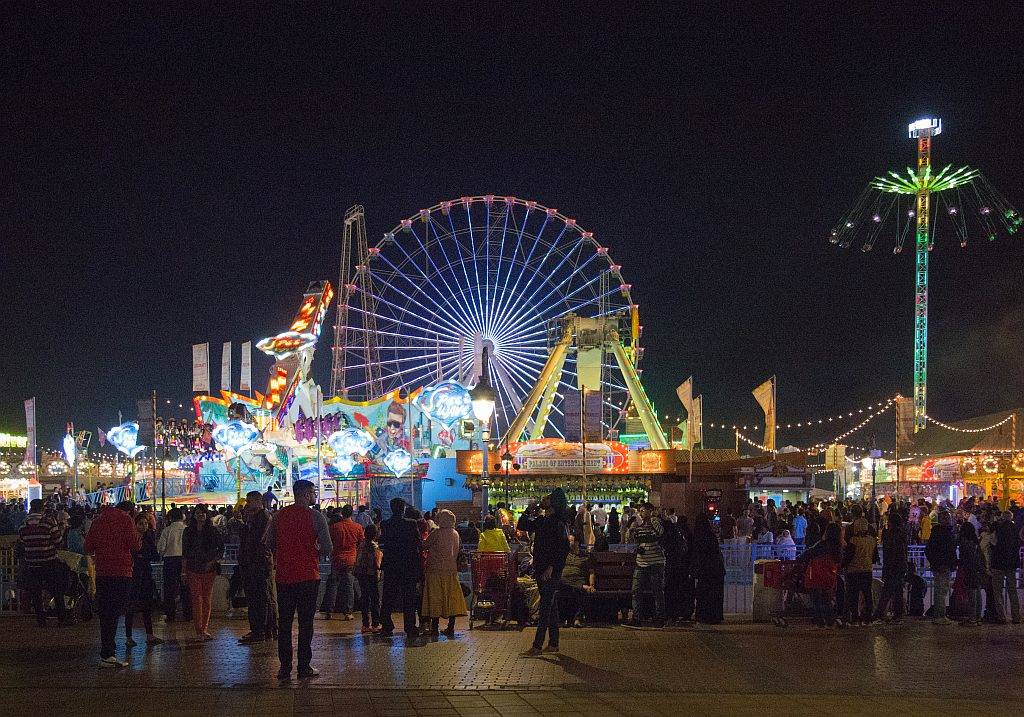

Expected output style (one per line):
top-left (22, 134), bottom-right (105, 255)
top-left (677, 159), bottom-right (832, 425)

top-left (267, 480), bottom-right (332, 681)
top-left (85, 501), bottom-right (141, 667)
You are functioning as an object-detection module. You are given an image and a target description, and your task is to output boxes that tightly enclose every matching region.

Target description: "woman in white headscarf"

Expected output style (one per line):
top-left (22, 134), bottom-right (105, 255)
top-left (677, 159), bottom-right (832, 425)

top-left (421, 509), bottom-right (467, 637)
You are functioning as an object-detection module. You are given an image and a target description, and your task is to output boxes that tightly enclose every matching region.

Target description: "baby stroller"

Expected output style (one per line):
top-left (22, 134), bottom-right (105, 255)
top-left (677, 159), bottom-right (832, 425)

top-left (45, 551), bottom-right (93, 621)
top-left (468, 552), bottom-right (517, 629)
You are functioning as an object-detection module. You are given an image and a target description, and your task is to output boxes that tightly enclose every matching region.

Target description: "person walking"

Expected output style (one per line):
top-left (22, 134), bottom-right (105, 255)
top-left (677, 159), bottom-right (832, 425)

top-left (925, 510), bottom-right (958, 625)
top-left (354, 523), bottom-right (383, 632)
top-left (873, 510), bottom-right (909, 623)
top-left (522, 489), bottom-right (571, 656)
top-left (322, 504), bottom-right (364, 621)
top-left (157, 507), bottom-right (187, 622)
top-left (690, 513), bottom-right (725, 625)
top-left (624, 502), bottom-right (666, 627)
top-left (378, 497), bottom-right (423, 638)
top-left (182, 505), bottom-right (224, 640)
top-left (17, 499), bottom-right (69, 628)
top-left (237, 491), bottom-right (274, 644)
top-left (85, 501), bottom-right (141, 667)
top-left (989, 510), bottom-right (1022, 624)
top-left (125, 513), bottom-right (162, 646)
top-left (421, 509), bottom-right (467, 637)
top-left (267, 479), bottom-right (332, 681)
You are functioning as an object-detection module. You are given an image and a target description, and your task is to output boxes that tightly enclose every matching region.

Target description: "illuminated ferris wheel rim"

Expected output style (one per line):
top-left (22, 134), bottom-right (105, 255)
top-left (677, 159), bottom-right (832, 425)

top-left (343, 194), bottom-right (641, 438)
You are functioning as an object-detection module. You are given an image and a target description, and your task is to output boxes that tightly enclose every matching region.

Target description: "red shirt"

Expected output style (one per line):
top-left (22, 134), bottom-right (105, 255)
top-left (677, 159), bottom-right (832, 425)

top-left (84, 507), bottom-right (141, 578)
top-left (271, 505), bottom-right (330, 585)
top-left (330, 518), bottom-right (365, 569)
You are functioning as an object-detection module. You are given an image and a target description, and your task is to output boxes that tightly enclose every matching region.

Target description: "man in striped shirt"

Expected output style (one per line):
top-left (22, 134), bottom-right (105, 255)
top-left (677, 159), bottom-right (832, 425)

top-left (624, 502), bottom-right (666, 627)
top-left (18, 499), bottom-right (69, 627)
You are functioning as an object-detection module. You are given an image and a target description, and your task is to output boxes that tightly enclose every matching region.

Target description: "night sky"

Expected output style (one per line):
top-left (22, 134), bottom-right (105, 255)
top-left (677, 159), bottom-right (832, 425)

top-left (4, 6), bottom-right (1022, 450)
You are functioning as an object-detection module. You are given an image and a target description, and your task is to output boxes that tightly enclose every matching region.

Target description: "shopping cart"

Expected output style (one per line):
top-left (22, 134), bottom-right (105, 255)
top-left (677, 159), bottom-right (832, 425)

top-left (468, 551), bottom-right (517, 629)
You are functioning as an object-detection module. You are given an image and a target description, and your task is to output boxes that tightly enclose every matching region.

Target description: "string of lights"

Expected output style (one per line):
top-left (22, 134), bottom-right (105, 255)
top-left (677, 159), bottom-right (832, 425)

top-left (813, 398), bottom-right (895, 448)
top-left (923, 413), bottom-right (1014, 434)
top-left (735, 430), bottom-right (771, 453)
top-left (704, 396), bottom-right (897, 434)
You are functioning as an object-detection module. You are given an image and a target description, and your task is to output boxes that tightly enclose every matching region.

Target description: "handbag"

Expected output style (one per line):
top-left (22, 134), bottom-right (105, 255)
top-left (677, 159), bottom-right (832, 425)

top-left (803, 555), bottom-right (838, 591)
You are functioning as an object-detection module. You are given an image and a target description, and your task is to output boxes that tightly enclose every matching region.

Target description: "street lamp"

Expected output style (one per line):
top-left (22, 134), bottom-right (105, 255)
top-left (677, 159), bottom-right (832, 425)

top-left (470, 346), bottom-right (497, 520)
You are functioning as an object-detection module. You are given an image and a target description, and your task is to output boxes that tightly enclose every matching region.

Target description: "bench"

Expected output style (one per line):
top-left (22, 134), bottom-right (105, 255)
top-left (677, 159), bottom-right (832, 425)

top-left (576, 550), bottom-right (635, 623)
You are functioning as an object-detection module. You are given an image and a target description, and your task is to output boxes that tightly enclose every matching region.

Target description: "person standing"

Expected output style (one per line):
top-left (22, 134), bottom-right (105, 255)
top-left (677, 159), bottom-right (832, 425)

top-left (354, 504), bottom-right (373, 529)
top-left (354, 523), bottom-right (383, 632)
top-left (18, 499), bottom-right (69, 627)
top-left (182, 505), bottom-right (224, 640)
top-left (378, 497), bottom-right (423, 638)
top-left (522, 489), bottom-right (570, 656)
top-left (873, 510), bottom-right (909, 623)
top-left (606, 507), bottom-right (621, 543)
top-left (925, 510), bottom-right (958, 625)
top-left (690, 513), bottom-right (725, 625)
top-left (85, 501), bottom-right (141, 667)
top-left (957, 522), bottom-right (984, 625)
top-left (842, 517), bottom-right (877, 626)
top-left (624, 502), bottom-right (666, 627)
top-left (237, 491), bottom-right (273, 643)
top-left (792, 509), bottom-right (808, 547)
top-left (322, 504), bottom-right (364, 621)
top-left (267, 479), bottom-right (332, 681)
top-left (989, 510), bottom-right (1022, 624)
top-left (421, 509), bottom-right (467, 637)
top-left (157, 507), bottom-right (187, 622)
top-left (125, 513), bottom-right (163, 646)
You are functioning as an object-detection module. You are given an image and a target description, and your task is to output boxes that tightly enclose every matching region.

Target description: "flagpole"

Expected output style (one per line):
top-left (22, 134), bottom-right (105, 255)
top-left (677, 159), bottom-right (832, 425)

top-left (894, 399), bottom-right (900, 500)
top-left (771, 375), bottom-right (777, 455)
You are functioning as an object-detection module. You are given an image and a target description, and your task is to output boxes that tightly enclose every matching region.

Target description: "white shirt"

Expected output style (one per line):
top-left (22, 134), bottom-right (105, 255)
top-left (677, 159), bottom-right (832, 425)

top-left (157, 520), bottom-right (186, 558)
top-left (591, 507), bottom-right (608, 527)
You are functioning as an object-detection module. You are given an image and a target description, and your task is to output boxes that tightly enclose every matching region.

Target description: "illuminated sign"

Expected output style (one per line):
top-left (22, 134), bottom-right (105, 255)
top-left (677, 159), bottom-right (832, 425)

top-left (382, 448), bottom-right (414, 477)
top-left (327, 427), bottom-right (376, 457)
top-left (211, 420), bottom-right (260, 452)
top-left (107, 422), bottom-right (147, 459)
top-left (416, 380), bottom-right (472, 428)
top-left (0, 433), bottom-right (28, 448)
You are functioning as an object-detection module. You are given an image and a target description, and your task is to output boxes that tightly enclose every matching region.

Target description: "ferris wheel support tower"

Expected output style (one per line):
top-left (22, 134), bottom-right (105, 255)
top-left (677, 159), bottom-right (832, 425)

top-left (909, 118), bottom-right (941, 432)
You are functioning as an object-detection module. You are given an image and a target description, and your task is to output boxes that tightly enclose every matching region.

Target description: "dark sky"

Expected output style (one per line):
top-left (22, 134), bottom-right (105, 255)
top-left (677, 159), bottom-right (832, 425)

top-left (3, 5), bottom-right (1023, 450)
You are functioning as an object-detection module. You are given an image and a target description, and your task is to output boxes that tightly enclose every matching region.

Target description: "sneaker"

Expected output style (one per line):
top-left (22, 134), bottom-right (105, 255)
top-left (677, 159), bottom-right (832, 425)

top-left (238, 633), bottom-right (265, 644)
top-left (520, 647), bottom-right (543, 657)
top-left (542, 645), bottom-right (559, 654)
top-left (146, 636), bottom-right (164, 646)
top-left (932, 617), bottom-right (953, 626)
top-left (297, 666), bottom-right (320, 680)
top-left (99, 656), bottom-right (127, 668)
top-left (441, 627), bottom-right (457, 638)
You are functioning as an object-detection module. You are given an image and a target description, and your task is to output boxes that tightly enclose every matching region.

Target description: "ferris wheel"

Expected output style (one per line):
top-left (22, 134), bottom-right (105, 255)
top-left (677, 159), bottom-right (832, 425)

top-left (332, 196), bottom-right (640, 440)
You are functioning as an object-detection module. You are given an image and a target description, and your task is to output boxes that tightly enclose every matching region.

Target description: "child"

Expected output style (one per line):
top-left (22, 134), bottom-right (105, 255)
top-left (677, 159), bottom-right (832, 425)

top-left (353, 523), bottom-right (383, 632)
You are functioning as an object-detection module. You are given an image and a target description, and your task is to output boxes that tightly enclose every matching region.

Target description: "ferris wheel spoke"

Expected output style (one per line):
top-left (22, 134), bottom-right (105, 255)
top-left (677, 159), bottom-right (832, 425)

top-left (345, 358), bottom-right (438, 392)
top-left (408, 221), bottom-right (484, 334)
top-left (374, 246), bottom-right (478, 338)
top-left (502, 249), bottom-right (601, 332)
top-left (440, 213), bottom-right (486, 332)
top-left (424, 216), bottom-right (487, 334)
top-left (464, 203), bottom-right (488, 343)
top-left (347, 305), bottom-right (462, 344)
top-left (496, 240), bottom-right (592, 335)
top-left (362, 282), bottom-right (468, 341)
top-left (484, 206), bottom-right (512, 337)
top-left (538, 273), bottom-right (612, 318)
top-left (491, 224), bottom-right (571, 338)
top-left (492, 205), bottom-right (537, 326)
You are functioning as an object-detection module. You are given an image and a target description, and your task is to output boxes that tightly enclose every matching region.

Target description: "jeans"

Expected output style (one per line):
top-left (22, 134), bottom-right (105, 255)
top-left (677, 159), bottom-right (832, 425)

top-left (845, 571), bottom-right (873, 623)
top-left (631, 563), bottom-right (666, 621)
top-left (380, 572), bottom-right (419, 634)
top-left (874, 573), bottom-right (905, 620)
top-left (322, 565), bottom-right (355, 615)
top-left (96, 576), bottom-right (131, 659)
top-left (277, 579), bottom-right (319, 672)
top-left (186, 571), bottom-right (216, 636)
top-left (22, 561), bottom-right (68, 625)
top-left (532, 577), bottom-right (560, 649)
top-left (242, 567), bottom-right (270, 637)
top-left (989, 569), bottom-right (1021, 623)
top-left (357, 574), bottom-right (382, 627)
top-left (932, 568), bottom-right (951, 619)
top-left (162, 557), bottom-right (184, 619)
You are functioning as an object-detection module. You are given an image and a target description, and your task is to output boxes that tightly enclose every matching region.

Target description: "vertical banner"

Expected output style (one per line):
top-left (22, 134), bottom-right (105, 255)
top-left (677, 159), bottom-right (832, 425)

top-left (825, 443), bottom-right (846, 470)
top-left (562, 389), bottom-right (602, 442)
top-left (895, 395), bottom-right (915, 450)
top-left (24, 398), bottom-right (36, 466)
top-left (239, 340), bottom-right (252, 392)
top-left (221, 341), bottom-right (232, 392)
top-left (752, 376), bottom-right (776, 452)
top-left (675, 377), bottom-right (693, 413)
top-left (192, 343), bottom-right (210, 393)
top-left (691, 394), bottom-right (703, 447)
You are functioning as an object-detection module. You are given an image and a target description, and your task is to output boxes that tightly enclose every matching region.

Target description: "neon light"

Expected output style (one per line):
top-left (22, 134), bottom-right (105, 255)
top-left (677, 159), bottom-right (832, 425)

top-left (382, 448), bottom-right (414, 477)
top-left (415, 380), bottom-right (472, 428)
top-left (107, 422), bottom-right (147, 459)
top-left (326, 427), bottom-right (376, 456)
top-left (211, 420), bottom-right (259, 452)
top-left (62, 433), bottom-right (76, 466)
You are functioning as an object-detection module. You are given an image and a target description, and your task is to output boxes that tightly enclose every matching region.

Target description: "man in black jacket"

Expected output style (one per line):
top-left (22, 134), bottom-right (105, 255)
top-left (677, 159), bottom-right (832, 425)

top-left (989, 511), bottom-right (1021, 624)
top-left (238, 490), bottom-right (274, 643)
top-left (379, 497), bottom-right (423, 637)
top-left (925, 510), bottom-right (958, 625)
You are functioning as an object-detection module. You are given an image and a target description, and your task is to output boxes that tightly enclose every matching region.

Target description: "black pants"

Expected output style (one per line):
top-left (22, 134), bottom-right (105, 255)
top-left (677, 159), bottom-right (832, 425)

top-left (357, 574), bottom-right (382, 628)
top-left (532, 578), bottom-right (560, 649)
top-left (243, 568), bottom-right (270, 637)
top-left (380, 571), bottom-right (419, 634)
top-left (276, 580), bottom-right (318, 672)
top-left (162, 557), bottom-right (186, 619)
top-left (23, 561), bottom-right (67, 625)
top-left (96, 576), bottom-right (131, 659)
top-left (874, 573), bottom-right (905, 620)
top-left (846, 571), bottom-right (873, 623)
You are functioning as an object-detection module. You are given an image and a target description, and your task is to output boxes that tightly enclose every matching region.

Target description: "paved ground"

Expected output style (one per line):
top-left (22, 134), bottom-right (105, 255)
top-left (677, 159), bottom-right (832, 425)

top-left (2, 613), bottom-right (1024, 715)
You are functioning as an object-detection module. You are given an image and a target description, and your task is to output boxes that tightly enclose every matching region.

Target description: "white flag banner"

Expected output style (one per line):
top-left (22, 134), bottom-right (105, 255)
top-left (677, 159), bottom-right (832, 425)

top-left (239, 341), bottom-right (252, 392)
top-left (221, 341), bottom-right (232, 392)
top-left (751, 376), bottom-right (776, 452)
top-left (192, 343), bottom-right (210, 393)
top-left (675, 377), bottom-right (693, 412)
top-left (24, 398), bottom-right (36, 466)
top-left (691, 394), bottom-right (703, 447)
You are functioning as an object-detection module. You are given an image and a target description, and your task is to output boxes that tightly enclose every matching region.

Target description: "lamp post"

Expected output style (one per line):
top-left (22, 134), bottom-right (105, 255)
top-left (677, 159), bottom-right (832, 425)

top-left (470, 346), bottom-right (497, 521)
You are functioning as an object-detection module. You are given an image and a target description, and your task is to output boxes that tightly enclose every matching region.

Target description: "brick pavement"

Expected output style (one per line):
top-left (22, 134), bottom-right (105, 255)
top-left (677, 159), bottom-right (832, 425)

top-left (2, 614), bottom-right (1024, 715)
